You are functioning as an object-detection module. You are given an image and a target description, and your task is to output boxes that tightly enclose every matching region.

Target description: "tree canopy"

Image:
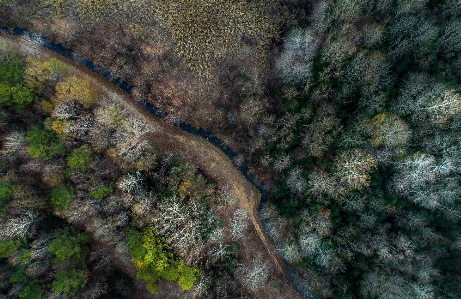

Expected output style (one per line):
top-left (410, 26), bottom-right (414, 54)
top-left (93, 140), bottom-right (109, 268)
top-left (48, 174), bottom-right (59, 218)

top-left (126, 227), bottom-right (200, 293)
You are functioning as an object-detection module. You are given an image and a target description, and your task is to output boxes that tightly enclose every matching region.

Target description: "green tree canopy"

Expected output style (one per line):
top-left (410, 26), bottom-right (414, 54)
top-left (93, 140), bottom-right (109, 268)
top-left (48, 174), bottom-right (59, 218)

top-left (49, 184), bottom-right (74, 212)
top-left (67, 146), bottom-right (92, 171)
top-left (0, 59), bottom-right (24, 85)
top-left (89, 184), bottom-right (113, 200)
top-left (0, 59), bottom-right (36, 110)
top-left (19, 281), bottom-right (43, 299)
top-left (25, 125), bottom-right (65, 160)
top-left (52, 269), bottom-right (87, 295)
top-left (48, 226), bottom-right (90, 265)
top-left (0, 182), bottom-right (13, 201)
top-left (126, 227), bottom-right (200, 293)
top-left (0, 240), bottom-right (22, 258)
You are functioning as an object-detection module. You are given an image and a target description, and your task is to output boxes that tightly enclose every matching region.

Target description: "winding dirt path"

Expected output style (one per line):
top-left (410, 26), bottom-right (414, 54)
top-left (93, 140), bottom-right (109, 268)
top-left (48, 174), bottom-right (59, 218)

top-left (4, 33), bottom-right (303, 299)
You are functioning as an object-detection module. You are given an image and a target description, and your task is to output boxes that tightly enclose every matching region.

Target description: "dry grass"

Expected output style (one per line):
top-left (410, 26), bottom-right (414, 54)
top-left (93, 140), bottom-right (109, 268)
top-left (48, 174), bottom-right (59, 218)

top-left (154, 0), bottom-right (280, 77)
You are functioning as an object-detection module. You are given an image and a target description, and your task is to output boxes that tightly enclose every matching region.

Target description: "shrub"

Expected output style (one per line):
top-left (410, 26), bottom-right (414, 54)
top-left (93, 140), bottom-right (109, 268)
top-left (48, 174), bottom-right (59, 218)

top-left (0, 182), bottom-right (13, 201)
top-left (0, 59), bottom-right (35, 110)
top-left (52, 269), bottom-right (87, 295)
top-left (67, 146), bottom-right (92, 171)
top-left (76, 0), bottom-right (114, 24)
top-left (42, 58), bottom-right (70, 81)
top-left (0, 59), bottom-right (24, 85)
top-left (10, 267), bottom-right (28, 283)
top-left (89, 184), bottom-right (113, 200)
top-left (177, 261), bottom-right (201, 291)
top-left (18, 249), bottom-right (32, 263)
top-left (10, 84), bottom-right (35, 110)
top-left (25, 125), bottom-right (65, 160)
top-left (25, 57), bottom-right (70, 93)
top-left (0, 38), bottom-right (18, 61)
top-left (19, 282), bottom-right (43, 299)
top-left (0, 239), bottom-right (22, 258)
top-left (48, 227), bottom-right (91, 265)
top-left (239, 95), bottom-right (265, 126)
top-left (49, 184), bottom-right (74, 212)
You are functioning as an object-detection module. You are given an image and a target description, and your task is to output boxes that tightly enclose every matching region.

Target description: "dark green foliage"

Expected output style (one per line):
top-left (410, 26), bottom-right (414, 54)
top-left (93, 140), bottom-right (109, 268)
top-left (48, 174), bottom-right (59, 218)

top-left (48, 226), bottom-right (90, 265)
top-left (0, 59), bottom-right (24, 85)
top-left (67, 146), bottom-right (91, 171)
top-left (10, 267), bottom-right (28, 283)
top-left (89, 184), bottom-right (112, 200)
top-left (0, 83), bottom-right (35, 110)
top-left (0, 59), bottom-right (35, 110)
top-left (394, 52), bottom-right (413, 74)
top-left (0, 240), bottom-right (22, 258)
top-left (18, 249), bottom-right (31, 263)
top-left (49, 184), bottom-right (74, 212)
top-left (10, 84), bottom-right (35, 110)
top-left (19, 281), bottom-right (43, 299)
top-left (0, 182), bottom-right (12, 201)
top-left (25, 125), bottom-right (65, 160)
top-left (51, 269), bottom-right (86, 295)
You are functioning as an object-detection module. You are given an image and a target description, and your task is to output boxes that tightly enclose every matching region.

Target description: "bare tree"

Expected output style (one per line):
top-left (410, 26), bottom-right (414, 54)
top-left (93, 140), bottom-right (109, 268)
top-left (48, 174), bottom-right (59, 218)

top-left (0, 210), bottom-right (38, 240)
top-left (275, 28), bottom-right (320, 84)
top-left (333, 149), bottom-right (377, 191)
top-left (285, 166), bottom-right (307, 196)
top-left (230, 209), bottom-right (249, 241)
top-left (236, 257), bottom-right (269, 293)
top-left (117, 172), bottom-right (143, 194)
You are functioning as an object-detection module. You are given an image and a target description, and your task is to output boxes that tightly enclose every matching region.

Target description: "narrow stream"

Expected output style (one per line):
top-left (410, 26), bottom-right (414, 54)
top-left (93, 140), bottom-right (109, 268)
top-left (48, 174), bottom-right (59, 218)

top-left (0, 27), bottom-right (269, 200)
top-left (0, 27), bottom-right (310, 297)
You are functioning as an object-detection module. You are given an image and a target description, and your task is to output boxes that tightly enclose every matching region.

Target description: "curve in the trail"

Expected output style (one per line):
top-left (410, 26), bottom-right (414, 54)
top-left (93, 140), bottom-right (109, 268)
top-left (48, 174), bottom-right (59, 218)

top-left (0, 27), bottom-right (268, 200)
top-left (0, 27), bottom-right (311, 297)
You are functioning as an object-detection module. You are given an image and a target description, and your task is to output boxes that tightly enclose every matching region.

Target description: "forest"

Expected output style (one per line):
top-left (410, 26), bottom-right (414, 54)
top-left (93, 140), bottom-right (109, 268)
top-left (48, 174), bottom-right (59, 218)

top-left (0, 40), bottom-right (278, 298)
top-left (1, 0), bottom-right (461, 298)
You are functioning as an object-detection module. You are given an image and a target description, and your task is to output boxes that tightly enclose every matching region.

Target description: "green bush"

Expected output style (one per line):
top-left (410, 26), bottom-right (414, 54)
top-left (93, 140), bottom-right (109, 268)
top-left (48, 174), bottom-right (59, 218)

top-left (0, 59), bottom-right (35, 110)
top-left (0, 239), bottom-right (22, 258)
top-left (49, 184), bottom-right (74, 212)
top-left (177, 261), bottom-right (201, 291)
top-left (26, 125), bottom-right (65, 160)
top-left (19, 282), bottom-right (43, 299)
top-left (18, 249), bottom-right (32, 263)
top-left (10, 84), bottom-right (35, 110)
top-left (48, 226), bottom-right (90, 265)
top-left (67, 146), bottom-right (92, 171)
top-left (89, 184), bottom-right (112, 200)
top-left (52, 269), bottom-right (86, 295)
top-left (10, 267), bottom-right (28, 283)
top-left (0, 59), bottom-right (24, 85)
top-left (126, 227), bottom-right (200, 293)
top-left (0, 182), bottom-right (13, 201)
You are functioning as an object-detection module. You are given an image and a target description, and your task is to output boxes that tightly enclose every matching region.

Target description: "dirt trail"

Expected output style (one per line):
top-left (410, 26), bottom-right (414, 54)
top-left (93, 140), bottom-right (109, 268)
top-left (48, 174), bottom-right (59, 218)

top-left (6, 34), bottom-right (303, 299)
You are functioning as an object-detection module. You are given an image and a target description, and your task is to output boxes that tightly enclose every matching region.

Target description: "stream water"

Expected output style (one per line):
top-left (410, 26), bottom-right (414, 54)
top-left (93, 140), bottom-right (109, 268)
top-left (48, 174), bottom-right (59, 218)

top-left (0, 27), bottom-right (269, 200)
top-left (0, 27), bottom-right (311, 297)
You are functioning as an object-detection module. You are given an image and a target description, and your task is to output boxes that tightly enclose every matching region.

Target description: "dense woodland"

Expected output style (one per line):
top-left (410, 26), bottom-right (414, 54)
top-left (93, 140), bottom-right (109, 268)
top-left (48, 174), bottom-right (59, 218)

top-left (0, 42), bottom-right (264, 298)
top-left (1, 0), bottom-right (461, 298)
